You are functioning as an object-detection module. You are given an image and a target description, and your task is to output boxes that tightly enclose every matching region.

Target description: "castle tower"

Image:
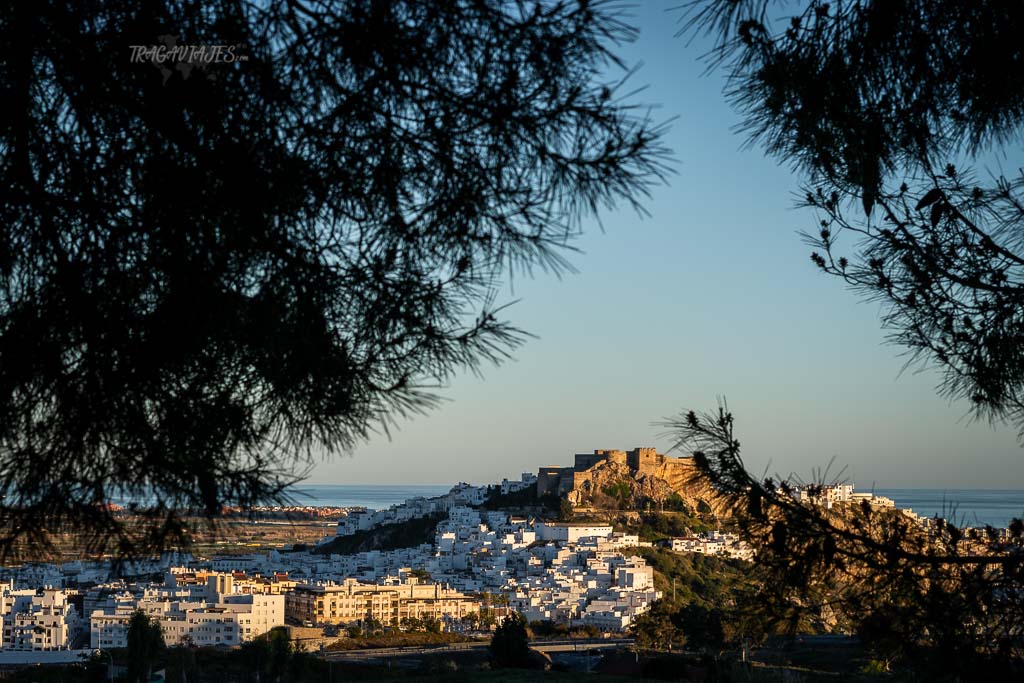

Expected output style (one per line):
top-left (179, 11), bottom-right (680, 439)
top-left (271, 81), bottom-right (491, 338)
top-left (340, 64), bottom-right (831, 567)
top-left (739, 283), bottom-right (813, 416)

top-left (627, 447), bottom-right (661, 472)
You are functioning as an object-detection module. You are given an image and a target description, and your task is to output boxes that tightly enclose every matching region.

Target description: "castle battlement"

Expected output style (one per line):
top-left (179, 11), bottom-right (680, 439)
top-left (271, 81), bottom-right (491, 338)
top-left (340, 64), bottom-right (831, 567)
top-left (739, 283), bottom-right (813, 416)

top-left (537, 447), bottom-right (695, 498)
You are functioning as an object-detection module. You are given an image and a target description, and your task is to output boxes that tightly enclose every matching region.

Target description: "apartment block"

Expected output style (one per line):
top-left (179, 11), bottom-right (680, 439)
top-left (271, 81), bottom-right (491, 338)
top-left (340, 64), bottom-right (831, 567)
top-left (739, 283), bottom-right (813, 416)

top-left (285, 578), bottom-right (477, 627)
top-left (0, 588), bottom-right (82, 651)
top-left (90, 592), bottom-right (284, 649)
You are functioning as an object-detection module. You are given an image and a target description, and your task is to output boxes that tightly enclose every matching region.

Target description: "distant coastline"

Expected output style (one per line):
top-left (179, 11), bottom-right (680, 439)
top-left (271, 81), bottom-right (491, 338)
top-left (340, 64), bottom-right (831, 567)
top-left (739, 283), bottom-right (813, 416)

top-left (293, 483), bottom-right (1024, 529)
top-left (874, 488), bottom-right (1024, 528)
top-left (290, 483), bottom-right (452, 510)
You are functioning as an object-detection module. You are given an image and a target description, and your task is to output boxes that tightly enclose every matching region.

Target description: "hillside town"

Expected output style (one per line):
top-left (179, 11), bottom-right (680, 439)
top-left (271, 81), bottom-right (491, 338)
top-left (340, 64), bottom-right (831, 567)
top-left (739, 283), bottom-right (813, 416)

top-left (0, 520), bottom-right (655, 659)
top-left (0, 451), bottom-right (948, 663)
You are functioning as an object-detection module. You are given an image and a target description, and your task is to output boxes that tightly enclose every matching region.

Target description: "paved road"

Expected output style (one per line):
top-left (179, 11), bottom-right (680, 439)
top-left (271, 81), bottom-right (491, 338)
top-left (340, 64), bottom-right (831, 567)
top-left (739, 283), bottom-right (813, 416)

top-left (321, 638), bottom-right (634, 661)
top-left (534, 639), bottom-right (634, 653)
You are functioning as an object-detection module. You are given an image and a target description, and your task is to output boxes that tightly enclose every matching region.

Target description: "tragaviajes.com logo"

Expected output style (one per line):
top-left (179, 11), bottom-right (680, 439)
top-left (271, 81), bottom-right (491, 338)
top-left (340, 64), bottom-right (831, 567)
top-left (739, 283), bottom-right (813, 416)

top-left (130, 34), bottom-right (249, 84)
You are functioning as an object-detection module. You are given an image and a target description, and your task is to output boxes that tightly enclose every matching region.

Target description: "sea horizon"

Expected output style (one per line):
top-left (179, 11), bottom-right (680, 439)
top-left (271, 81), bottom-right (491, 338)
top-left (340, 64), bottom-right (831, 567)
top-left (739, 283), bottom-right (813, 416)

top-left (289, 483), bottom-right (453, 511)
top-left (874, 488), bottom-right (1024, 529)
top-left (291, 483), bottom-right (1024, 529)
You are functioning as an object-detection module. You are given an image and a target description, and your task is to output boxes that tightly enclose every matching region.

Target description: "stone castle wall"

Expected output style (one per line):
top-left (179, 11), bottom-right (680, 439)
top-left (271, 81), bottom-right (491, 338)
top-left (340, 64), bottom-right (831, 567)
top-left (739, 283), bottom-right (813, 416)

top-left (649, 457), bottom-right (698, 492)
top-left (537, 447), bottom-right (698, 500)
top-left (627, 447), bottom-right (662, 473)
top-left (536, 466), bottom-right (568, 497)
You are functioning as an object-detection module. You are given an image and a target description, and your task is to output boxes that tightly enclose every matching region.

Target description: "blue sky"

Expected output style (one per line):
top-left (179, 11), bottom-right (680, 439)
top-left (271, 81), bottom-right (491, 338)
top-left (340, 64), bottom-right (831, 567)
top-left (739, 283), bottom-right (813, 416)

top-left (310, 1), bottom-right (1024, 489)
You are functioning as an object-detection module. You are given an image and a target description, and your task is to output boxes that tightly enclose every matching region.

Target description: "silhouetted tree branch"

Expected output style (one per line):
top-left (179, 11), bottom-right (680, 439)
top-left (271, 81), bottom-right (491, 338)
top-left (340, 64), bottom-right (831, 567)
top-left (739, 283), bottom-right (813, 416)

top-left (802, 170), bottom-right (1024, 441)
top-left (659, 402), bottom-right (1024, 677)
top-left (682, 0), bottom-right (1024, 203)
top-left (682, 0), bottom-right (1024, 441)
top-left (0, 0), bottom-right (670, 559)
top-left (127, 609), bottom-right (165, 683)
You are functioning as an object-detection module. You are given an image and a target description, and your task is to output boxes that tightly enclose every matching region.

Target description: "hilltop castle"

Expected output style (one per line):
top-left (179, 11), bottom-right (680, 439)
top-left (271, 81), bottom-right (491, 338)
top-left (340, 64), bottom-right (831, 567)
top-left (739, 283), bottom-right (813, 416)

top-left (537, 447), bottom-right (697, 500)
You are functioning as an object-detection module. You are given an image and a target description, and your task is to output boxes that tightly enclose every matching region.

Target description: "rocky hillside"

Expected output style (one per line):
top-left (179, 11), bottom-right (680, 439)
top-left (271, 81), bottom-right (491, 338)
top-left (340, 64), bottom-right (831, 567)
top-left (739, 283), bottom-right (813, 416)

top-left (566, 460), bottom-right (718, 513)
top-left (313, 512), bottom-right (446, 555)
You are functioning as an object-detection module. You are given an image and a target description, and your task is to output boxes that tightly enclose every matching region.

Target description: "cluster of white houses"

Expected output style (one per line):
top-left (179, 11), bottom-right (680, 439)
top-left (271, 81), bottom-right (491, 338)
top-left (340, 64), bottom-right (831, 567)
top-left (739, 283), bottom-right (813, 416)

top-left (791, 484), bottom-right (964, 532)
top-left (325, 509), bottom-right (666, 631)
top-left (0, 515), bottom-right (674, 654)
top-left (333, 475), bottom-right (536, 537)
top-left (89, 574), bottom-right (286, 649)
top-left (792, 483), bottom-right (896, 511)
top-left (669, 530), bottom-right (752, 560)
top-left (1, 585), bottom-right (82, 651)
top-left (0, 571), bottom-right (482, 653)
top-left (0, 475), bottom-right (769, 656)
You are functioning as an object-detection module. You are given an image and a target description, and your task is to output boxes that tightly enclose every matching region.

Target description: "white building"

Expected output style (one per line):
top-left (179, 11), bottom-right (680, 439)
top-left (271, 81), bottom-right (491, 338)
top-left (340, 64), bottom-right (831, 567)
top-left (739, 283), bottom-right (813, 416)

top-left (0, 588), bottom-right (82, 651)
top-left (500, 473), bottom-right (537, 495)
top-left (89, 592), bottom-right (284, 649)
top-left (535, 523), bottom-right (614, 543)
top-left (220, 595), bottom-right (285, 641)
top-left (614, 560), bottom-right (654, 590)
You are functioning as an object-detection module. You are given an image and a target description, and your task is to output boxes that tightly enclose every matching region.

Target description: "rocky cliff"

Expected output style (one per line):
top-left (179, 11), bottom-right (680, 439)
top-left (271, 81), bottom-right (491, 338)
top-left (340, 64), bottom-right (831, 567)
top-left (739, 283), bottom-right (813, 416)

top-left (565, 460), bottom-right (716, 512)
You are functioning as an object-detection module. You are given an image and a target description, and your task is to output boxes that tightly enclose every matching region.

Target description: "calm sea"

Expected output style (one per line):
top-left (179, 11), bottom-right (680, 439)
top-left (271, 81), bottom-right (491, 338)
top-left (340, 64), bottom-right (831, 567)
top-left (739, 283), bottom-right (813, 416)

top-left (293, 484), bottom-right (1024, 528)
top-left (874, 489), bottom-right (1024, 528)
top-left (289, 484), bottom-right (451, 510)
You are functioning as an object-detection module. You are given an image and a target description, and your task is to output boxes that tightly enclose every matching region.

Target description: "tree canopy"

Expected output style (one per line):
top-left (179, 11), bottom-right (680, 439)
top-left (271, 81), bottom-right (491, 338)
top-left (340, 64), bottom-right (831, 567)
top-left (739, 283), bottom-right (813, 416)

top-left (673, 3), bottom-right (1024, 675)
top-left (0, 0), bottom-right (669, 557)
top-left (685, 0), bottom-right (1024, 201)
top-left (489, 611), bottom-right (531, 668)
top-left (127, 610), bottom-right (166, 683)
top-left (684, 0), bottom-right (1024, 441)
top-left (661, 403), bottom-right (1024, 677)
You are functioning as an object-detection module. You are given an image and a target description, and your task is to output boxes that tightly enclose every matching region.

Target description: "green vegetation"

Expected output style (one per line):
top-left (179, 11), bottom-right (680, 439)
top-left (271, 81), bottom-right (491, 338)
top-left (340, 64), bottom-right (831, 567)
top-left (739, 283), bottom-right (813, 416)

top-left (527, 620), bottom-right (601, 640)
top-left (480, 485), bottom-right (533, 509)
top-left (367, 673), bottom-right (650, 683)
top-left (675, 603), bottom-right (727, 653)
top-left (127, 610), bottom-right (165, 683)
top-left (0, 632), bottom-right (887, 683)
top-left (662, 493), bottom-right (689, 513)
top-left (326, 631), bottom-right (476, 651)
top-left (479, 486), bottom-right (559, 516)
top-left (489, 612), bottom-right (531, 668)
top-left (68, 628), bottom-right (330, 683)
top-left (314, 513), bottom-right (445, 555)
top-left (409, 567), bottom-right (432, 582)
top-left (0, 652), bottom-right (890, 683)
top-left (586, 512), bottom-right (709, 542)
top-left (626, 547), bottom-right (807, 658)
top-left (398, 616), bottom-right (442, 634)
top-left (630, 606), bottom-right (685, 651)
top-left (628, 546), bottom-right (751, 608)
top-left (630, 513), bottom-right (707, 541)
top-left (601, 480), bottom-right (632, 507)
top-left (251, 627), bottom-right (294, 683)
